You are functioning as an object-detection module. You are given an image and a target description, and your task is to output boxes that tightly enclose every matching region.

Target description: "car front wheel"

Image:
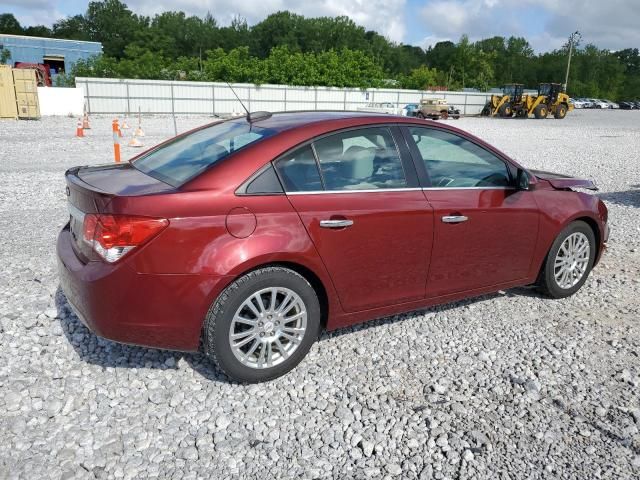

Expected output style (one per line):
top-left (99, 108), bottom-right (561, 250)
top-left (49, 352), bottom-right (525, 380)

top-left (538, 220), bottom-right (596, 299)
top-left (203, 267), bottom-right (321, 383)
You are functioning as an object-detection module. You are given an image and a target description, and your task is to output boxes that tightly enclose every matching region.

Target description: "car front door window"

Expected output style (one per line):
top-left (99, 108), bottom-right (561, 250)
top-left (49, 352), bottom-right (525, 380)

top-left (409, 127), bottom-right (511, 188)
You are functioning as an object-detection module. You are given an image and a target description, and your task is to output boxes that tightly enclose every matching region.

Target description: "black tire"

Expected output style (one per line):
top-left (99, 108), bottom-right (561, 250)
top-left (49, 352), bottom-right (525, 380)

top-left (203, 267), bottom-right (321, 383)
top-left (481, 103), bottom-right (491, 116)
top-left (417, 111), bottom-right (425, 119)
top-left (554, 103), bottom-right (568, 119)
top-left (498, 102), bottom-right (513, 117)
top-left (534, 104), bottom-right (548, 119)
top-left (515, 108), bottom-right (528, 118)
top-left (537, 221), bottom-right (596, 299)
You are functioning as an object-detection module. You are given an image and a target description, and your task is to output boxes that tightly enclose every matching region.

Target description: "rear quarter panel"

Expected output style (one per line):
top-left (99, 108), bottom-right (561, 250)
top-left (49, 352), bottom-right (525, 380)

top-left (107, 190), bottom-right (342, 324)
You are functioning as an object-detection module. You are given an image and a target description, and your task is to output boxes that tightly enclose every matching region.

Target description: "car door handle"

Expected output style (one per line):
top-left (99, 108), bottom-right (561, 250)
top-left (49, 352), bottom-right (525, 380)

top-left (320, 219), bottom-right (354, 228)
top-left (441, 215), bottom-right (468, 224)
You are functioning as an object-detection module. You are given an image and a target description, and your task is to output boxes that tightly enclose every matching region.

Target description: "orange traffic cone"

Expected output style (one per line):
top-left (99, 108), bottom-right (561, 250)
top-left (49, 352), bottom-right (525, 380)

top-left (75, 118), bottom-right (84, 138)
top-left (128, 136), bottom-right (143, 148)
top-left (82, 112), bottom-right (91, 130)
top-left (134, 108), bottom-right (145, 137)
top-left (112, 119), bottom-right (121, 163)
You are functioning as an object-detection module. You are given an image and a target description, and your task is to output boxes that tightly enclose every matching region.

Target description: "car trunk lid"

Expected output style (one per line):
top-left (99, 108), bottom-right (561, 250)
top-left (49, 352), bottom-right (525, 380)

top-left (65, 164), bottom-right (174, 261)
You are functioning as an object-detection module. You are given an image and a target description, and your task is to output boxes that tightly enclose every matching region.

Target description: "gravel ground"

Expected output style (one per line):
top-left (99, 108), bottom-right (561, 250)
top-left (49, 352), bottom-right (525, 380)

top-left (0, 110), bottom-right (639, 479)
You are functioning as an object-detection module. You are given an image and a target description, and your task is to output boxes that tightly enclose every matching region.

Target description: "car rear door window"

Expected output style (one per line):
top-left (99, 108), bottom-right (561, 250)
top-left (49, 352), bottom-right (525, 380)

top-left (274, 145), bottom-right (323, 192)
top-left (408, 127), bottom-right (511, 188)
top-left (312, 127), bottom-right (407, 191)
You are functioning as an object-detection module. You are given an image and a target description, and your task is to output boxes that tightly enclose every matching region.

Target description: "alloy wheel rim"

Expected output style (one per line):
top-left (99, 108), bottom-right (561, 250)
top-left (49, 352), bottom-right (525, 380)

top-left (554, 232), bottom-right (590, 289)
top-left (229, 287), bottom-right (307, 369)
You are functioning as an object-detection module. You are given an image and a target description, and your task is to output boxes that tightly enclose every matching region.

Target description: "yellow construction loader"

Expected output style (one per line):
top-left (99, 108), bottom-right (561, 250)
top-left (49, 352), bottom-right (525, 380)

top-left (482, 83), bottom-right (573, 119)
top-left (480, 84), bottom-right (523, 117)
top-left (536, 83), bottom-right (573, 119)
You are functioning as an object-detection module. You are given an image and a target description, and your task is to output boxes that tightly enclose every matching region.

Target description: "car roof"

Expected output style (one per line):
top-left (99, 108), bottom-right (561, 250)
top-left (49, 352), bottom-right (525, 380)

top-left (234, 110), bottom-right (395, 132)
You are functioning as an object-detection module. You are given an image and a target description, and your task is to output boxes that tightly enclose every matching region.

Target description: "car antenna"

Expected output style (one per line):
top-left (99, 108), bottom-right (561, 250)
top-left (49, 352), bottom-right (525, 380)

top-left (227, 82), bottom-right (249, 118)
top-left (226, 82), bottom-right (271, 123)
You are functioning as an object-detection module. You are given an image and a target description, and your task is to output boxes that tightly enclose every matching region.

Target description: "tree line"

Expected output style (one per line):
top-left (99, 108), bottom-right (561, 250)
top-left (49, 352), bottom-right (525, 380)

top-left (1, 0), bottom-right (638, 99)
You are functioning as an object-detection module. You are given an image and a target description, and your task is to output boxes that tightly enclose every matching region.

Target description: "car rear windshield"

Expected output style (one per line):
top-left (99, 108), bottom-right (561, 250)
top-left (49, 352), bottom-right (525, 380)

top-left (132, 120), bottom-right (277, 187)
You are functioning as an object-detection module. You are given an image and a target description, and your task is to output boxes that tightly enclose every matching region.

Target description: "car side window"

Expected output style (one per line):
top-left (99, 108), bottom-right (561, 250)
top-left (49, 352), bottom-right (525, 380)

top-left (313, 127), bottom-right (407, 191)
top-left (408, 127), bottom-right (511, 188)
top-left (274, 145), bottom-right (323, 192)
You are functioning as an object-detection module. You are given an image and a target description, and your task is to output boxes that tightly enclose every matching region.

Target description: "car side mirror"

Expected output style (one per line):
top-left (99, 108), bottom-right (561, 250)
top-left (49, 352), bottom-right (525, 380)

top-left (516, 169), bottom-right (530, 191)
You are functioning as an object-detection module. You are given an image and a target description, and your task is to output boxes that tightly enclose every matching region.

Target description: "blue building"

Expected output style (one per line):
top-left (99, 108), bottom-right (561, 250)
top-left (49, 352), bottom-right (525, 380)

top-left (0, 34), bottom-right (102, 83)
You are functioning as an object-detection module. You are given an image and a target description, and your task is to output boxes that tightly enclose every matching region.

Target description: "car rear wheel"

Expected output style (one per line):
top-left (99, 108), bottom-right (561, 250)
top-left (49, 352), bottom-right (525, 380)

top-left (538, 221), bottom-right (596, 299)
top-left (203, 267), bottom-right (321, 383)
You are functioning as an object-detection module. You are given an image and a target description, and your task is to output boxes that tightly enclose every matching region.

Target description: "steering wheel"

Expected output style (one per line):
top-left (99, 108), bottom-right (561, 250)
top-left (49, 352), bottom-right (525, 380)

top-left (476, 173), bottom-right (508, 187)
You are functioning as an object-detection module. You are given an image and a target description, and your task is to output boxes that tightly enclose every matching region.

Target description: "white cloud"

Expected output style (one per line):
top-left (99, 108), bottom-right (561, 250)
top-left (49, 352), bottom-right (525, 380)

top-left (539, 0), bottom-right (640, 51)
top-left (8, 0), bottom-right (65, 29)
top-left (125, 0), bottom-right (407, 42)
top-left (418, 1), bottom-right (529, 47)
top-left (1, 0), bottom-right (52, 8)
top-left (417, 0), bottom-right (640, 52)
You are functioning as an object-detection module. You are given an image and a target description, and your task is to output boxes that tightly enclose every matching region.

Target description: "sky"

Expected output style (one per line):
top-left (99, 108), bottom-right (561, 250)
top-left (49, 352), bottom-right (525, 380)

top-left (4, 0), bottom-right (640, 53)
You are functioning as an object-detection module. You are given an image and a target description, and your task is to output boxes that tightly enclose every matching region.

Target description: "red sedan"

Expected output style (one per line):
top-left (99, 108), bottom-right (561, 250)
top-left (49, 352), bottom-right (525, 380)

top-left (57, 111), bottom-right (609, 382)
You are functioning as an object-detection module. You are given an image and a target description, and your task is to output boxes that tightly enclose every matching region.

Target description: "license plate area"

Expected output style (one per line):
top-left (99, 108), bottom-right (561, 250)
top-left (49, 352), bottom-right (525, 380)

top-left (67, 201), bottom-right (94, 262)
top-left (68, 201), bottom-right (85, 245)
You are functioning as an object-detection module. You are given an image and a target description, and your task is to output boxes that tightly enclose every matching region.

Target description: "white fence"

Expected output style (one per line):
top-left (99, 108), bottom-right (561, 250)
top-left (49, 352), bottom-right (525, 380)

top-left (75, 77), bottom-right (492, 116)
top-left (37, 86), bottom-right (85, 116)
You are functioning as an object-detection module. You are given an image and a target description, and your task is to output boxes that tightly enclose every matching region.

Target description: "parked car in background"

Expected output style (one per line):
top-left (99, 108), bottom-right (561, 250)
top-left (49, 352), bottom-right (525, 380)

top-left (57, 111), bottom-right (609, 382)
top-left (589, 99), bottom-right (610, 109)
top-left (602, 100), bottom-right (619, 109)
top-left (572, 98), bottom-right (589, 109)
top-left (401, 104), bottom-right (419, 117)
top-left (357, 102), bottom-right (399, 115)
top-left (618, 101), bottom-right (634, 110)
top-left (417, 98), bottom-right (461, 120)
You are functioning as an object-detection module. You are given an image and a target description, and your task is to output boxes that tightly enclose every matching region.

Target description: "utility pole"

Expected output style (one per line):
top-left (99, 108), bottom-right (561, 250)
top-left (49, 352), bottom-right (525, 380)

top-left (565, 31), bottom-right (581, 91)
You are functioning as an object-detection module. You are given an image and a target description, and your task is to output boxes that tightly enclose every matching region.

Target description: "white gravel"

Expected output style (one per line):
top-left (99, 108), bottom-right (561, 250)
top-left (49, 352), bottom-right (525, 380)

top-left (0, 110), bottom-right (639, 479)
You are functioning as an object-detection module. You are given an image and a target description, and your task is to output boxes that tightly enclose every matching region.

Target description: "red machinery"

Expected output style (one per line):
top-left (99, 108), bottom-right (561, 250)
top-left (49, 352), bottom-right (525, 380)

top-left (13, 62), bottom-right (52, 86)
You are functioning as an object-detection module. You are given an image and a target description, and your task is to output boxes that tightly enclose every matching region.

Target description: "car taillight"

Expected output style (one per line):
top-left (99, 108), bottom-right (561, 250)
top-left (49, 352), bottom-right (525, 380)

top-left (82, 214), bottom-right (168, 263)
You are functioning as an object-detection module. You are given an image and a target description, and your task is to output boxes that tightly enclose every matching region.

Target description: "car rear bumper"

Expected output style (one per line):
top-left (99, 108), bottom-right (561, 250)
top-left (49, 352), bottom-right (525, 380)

top-left (57, 224), bottom-right (231, 351)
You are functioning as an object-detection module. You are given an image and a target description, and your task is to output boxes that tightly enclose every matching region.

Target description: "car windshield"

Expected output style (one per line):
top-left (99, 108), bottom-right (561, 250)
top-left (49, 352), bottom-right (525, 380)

top-left (133, 120), bottom-right (277, 187)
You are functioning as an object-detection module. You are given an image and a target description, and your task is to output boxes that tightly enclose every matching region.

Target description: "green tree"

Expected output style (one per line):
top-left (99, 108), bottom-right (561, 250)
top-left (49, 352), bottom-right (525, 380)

top-left (53, 15), bottom-right (90, 40)
top-left (38, 4), bottom-right (638, 98)
top-left (84, 0), bottom-right (145, 58)
top-left (218, 16), bottom-right (250, 52)
top-left (0, 13), bottom-right (22, 34)
top-left (0, 47), bottom-right (11, 64)
top-left (400, 65), bottom-right (439, 90)
top-left (425, 41), bottom-right (457, 72)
